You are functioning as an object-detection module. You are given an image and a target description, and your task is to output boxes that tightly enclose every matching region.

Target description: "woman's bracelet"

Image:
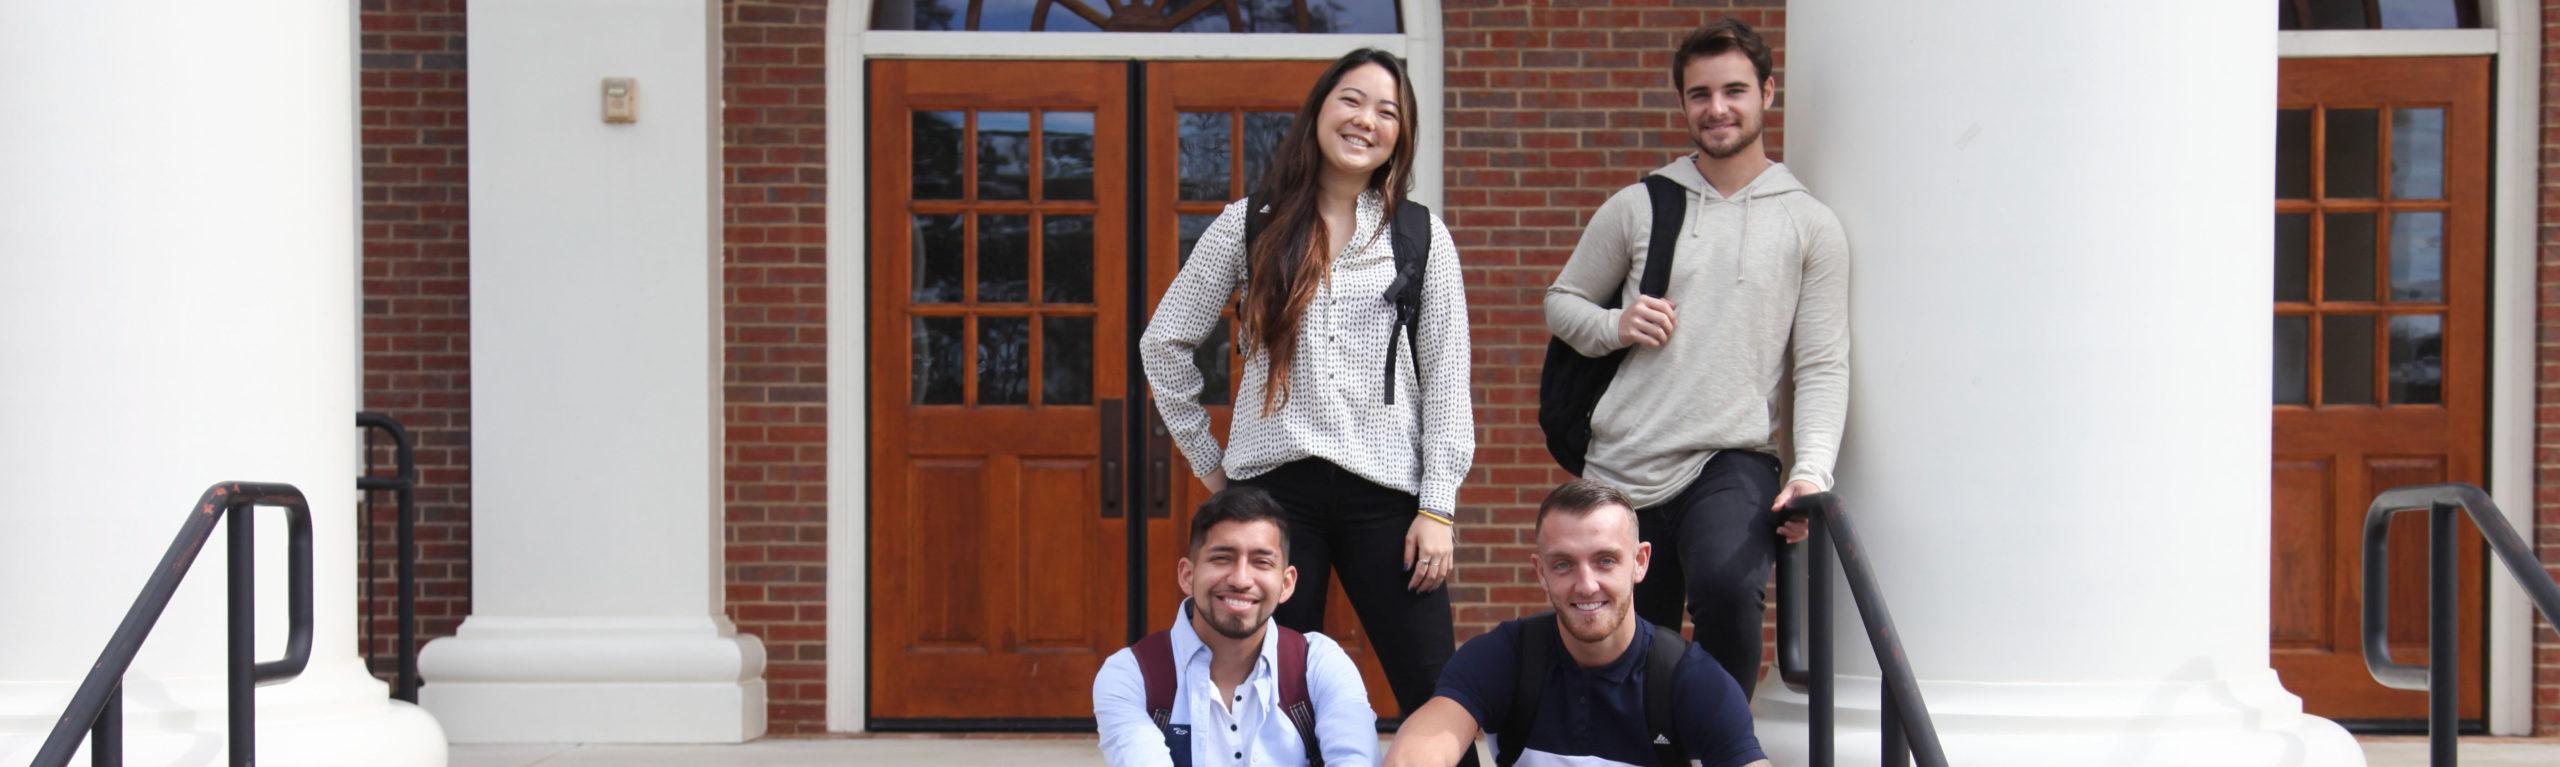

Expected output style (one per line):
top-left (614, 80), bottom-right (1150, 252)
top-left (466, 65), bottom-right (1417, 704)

top-left (1416, 509), bottom-right (1454, 527)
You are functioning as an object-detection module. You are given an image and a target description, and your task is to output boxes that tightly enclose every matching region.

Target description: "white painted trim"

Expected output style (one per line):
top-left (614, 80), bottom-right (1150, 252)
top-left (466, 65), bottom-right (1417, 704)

top-left (2277, 29), bottom-right (2496, 57)
top-left (821, 0), bottom-right (1446, 733)
top-left (823, 0), bottom-right (874, 735)
top-left (2484, 0), bottom-right (2539, 736)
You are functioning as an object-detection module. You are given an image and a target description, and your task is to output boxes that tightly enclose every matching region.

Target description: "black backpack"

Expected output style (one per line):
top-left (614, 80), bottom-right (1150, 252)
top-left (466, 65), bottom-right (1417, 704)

top-left (1241, 195), bottom-right (1435, 404)
top-left (1495, 613), bottom-right (1689, 767)
top-left (1537, 175), bottom-right (1686, 475)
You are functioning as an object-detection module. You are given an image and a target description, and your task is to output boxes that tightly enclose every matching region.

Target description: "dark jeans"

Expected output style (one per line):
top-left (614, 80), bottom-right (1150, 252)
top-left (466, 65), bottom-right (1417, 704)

top-left (1632, 449), bottom-right (1784, 697)
top-left (1241, 459), bottom-right (1472, 764)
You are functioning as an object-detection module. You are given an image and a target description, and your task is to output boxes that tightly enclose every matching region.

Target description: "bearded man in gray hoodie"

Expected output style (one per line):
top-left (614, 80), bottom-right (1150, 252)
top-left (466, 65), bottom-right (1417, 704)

top-left (1542, 18), bottom-right (1850, 697)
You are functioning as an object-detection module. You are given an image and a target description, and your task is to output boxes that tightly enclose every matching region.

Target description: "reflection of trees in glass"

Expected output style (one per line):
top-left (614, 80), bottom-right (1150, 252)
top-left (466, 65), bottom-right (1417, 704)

top-left (978, 121), bottom-right (1034, 200)
top-left (912, 112), bottom-right (965, 199)
top-left (1042, 113), bottom-right (1096, 200)
top-left (1043, 317), bottom-right (1095, 404)
top-left (1177, 112), bottom-right (1230, 200)
top-left (912, 318), bottom-right (964, 404)
top-left (979, 318), bottom-right (1031, 405)
top-left (1242, 112), bottom-right (1291, 194)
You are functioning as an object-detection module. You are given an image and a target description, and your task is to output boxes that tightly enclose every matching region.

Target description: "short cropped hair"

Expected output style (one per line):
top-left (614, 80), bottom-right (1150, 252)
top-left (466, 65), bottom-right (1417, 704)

top-left (1672, 18), bottom-right (1775, 92)
top-left (1190, 486), bottom-right (1292, 562)
top-left (1533, 479), bottom-right (1637, 540)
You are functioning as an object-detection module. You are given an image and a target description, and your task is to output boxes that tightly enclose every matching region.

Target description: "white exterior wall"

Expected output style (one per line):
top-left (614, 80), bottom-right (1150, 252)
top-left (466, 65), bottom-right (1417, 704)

top-left (1757, 1), bottom-right (2364, 763)
top-left (0, 1), bottom-right (447, 764)
top-left (416, 0), bottom-right (766, 743)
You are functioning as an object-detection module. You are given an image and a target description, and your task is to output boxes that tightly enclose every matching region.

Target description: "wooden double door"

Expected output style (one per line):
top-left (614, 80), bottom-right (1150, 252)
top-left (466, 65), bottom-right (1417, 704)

top-left (865, 59), bottom-right (1397, 723)
top-left (2269, 56), bottom-right (2490, 723)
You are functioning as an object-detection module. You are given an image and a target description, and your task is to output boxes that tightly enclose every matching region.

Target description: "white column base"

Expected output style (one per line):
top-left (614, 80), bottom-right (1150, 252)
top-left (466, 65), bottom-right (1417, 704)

top-left (1752, 670), bottom-right (2363, 766)
top-left (419, 616), bottom-right (766, 743)
top-left (0, 661), bottom-right (448, 766)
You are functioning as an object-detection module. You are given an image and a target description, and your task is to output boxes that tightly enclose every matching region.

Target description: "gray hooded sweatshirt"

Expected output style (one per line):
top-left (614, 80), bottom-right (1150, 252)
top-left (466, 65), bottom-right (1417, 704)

top-left (1544, 157), bottom-right (1850, 509)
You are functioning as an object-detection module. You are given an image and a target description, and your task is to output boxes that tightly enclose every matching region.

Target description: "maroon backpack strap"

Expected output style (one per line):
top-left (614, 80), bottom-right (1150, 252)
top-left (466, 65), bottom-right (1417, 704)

top-left (1274, 626), bottom-right (1323, 766)
top-left (1132, 631), bottom-right (1178, 729)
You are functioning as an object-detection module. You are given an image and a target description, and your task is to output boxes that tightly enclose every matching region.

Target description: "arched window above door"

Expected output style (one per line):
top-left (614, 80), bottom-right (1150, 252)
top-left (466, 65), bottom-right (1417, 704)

top-left (871, 0), bottom-right (1401, 33)
top-left (2279, 0), bottom-right (2482, 29)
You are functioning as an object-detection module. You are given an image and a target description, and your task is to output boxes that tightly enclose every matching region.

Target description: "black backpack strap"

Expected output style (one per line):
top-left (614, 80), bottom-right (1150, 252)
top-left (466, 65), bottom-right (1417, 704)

top-left (1380, 200), bottom-right (1432, 404)
top-left (1637, 176), bottom-right (1684, 299)
top-left (1496, 613), bottom-right (1559, 767)
top-left (1643, 624), bottom-right (1688, 767)
top-left (1274, 626), bottom-right (1323, 766)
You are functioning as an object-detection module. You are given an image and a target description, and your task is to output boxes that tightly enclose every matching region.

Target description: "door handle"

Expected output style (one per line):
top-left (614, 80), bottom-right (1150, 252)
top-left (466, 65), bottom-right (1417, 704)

top-left (1146, 409), bottom-right (1173, 519)
top-left (1100, 399), bottom-right (1125, 519)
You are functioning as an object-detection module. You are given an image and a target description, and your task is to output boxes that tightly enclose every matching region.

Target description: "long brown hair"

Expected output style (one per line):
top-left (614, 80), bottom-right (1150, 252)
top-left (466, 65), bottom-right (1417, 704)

top-left (1239, 48), bottom-right (1419, 414)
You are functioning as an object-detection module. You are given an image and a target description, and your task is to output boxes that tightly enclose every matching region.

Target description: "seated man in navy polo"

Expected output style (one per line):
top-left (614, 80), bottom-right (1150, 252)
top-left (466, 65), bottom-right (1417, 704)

top-left (1094, 487), bottom-right (1380, 767)
top-left (1384, 480), bottom-right (1769, 767)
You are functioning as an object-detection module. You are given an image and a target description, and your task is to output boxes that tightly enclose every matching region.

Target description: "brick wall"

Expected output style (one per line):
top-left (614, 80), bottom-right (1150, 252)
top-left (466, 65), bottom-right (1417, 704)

top-left (721, 0), bottom-right (832, 734)
top-left (357, 0), bottom-right (472, 682)
top-left (2537, 0), bottom-right (2559, 735)
top-left (1437, 0), bottom-right (1788, 647)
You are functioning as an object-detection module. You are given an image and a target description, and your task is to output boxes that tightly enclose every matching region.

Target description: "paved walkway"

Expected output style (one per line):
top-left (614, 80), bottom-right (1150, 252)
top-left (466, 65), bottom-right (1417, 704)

top-left (450, 734), bottom-right (2560, 766)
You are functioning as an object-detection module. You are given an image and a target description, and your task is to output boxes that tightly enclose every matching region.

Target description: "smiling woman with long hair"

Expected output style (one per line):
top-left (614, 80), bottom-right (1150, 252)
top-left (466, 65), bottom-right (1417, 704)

top-left (1140, 48), bottom-right (1476, 744)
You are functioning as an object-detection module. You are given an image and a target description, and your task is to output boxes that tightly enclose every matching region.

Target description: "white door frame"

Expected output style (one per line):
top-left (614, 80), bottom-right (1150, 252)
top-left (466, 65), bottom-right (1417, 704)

top-left (822, 0), bottom-right (1447, 731)
top-left (2276, 0), bottom-right (2540, 735)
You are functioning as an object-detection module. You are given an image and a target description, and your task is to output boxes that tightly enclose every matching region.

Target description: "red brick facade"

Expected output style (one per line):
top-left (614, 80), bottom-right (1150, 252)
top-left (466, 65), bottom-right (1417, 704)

top-left (354, 0), bottom-right (2559, 737)
top-left (2536, 0), bottom-right (2560, 736)
top-left (357, 0), bottom-right (472, 681)
top-left (720, 0), bottom-right (834, 734)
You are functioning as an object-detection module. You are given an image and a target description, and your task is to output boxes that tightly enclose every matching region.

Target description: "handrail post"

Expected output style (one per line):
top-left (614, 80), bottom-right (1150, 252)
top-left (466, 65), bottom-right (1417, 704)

top-left (2430, 501), bottom-right (2457, 767)
top-left (90, 682), bottom-right (120, 767)
top-left (1882, 688), bottom-right (1907, 767)
top-left (228, 496), bottom-right (255, 767)
top-left (1809, 512), bottom-right (1834, 767)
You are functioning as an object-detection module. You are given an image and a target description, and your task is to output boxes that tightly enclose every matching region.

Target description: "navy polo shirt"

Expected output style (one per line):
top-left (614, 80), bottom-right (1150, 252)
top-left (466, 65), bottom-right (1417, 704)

top-left (1435, 615), bottom-right (1765, 767)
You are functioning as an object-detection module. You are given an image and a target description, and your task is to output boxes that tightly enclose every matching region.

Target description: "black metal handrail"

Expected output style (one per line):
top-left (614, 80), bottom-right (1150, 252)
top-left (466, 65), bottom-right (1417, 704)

top-left (1773, 492), bottom-right (1948, 767)
top-left (357, 411), bottom-right (421, 702)
top-left (37, 482), bottom-right (315, 767)
top-left (2361, 483), bottom-right (2560, 767)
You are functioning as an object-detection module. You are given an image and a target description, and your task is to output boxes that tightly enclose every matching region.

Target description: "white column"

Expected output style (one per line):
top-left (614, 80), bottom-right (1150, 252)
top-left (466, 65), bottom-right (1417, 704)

top-left (1754, 2), bottom-right (2363, 764)
top-left (415, 0), bottom-right (765, 744)
top-left (0, 2), bottom-right (448, 765)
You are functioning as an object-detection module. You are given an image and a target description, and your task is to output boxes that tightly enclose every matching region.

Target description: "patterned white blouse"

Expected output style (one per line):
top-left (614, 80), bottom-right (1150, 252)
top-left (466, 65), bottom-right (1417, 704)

top-left (1140, 191), bottom-right (1476, 516)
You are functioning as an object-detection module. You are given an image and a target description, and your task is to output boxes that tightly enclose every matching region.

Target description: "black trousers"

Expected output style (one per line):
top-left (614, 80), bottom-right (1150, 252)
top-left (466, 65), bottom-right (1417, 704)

top-left (1240, 458), bottom-right (1475, 765)
top-left (1632, 449), bottom-right (1784, 697)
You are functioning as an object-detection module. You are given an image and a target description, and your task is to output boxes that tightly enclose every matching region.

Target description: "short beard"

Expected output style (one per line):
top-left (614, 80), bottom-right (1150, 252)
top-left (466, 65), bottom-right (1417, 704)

top-left (1195, 597), bottom-right (1268, 640)
top-left (1559, 600), bottom-right (1626, 644)
top-left (1696, 122), bottom-right (1762, 160)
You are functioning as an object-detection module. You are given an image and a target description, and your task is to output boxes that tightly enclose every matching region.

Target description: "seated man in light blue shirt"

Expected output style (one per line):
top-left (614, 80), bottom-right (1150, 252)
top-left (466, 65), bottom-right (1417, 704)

top-left (1095, 487), bottom-right (1378, 767)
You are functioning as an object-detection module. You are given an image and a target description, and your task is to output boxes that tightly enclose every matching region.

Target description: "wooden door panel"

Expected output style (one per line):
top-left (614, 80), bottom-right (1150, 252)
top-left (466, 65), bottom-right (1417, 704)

top-left (870, 59), bottom-right (1130, 720)
top-left (2270, 56), bottom-right (2487, 723)
top-left (2269, 456), bottom-right (2333, 651)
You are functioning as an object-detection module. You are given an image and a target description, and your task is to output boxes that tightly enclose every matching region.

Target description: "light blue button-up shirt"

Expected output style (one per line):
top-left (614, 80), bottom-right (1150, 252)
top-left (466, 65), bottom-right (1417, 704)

top-left (1093, 603), bottom-right (1378, 767)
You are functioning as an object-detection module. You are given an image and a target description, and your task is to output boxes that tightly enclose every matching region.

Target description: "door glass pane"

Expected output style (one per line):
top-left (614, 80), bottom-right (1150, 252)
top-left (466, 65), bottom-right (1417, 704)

top-left (1179, 112), bottom-right (1232, 201)
top-left (912, 317), bottom-right (964, 404)
top-left (2301, 0), bottom-right (2370, 29)
top-left (2390, 108), bottom-right (2445, 200)
top-left (2323, 212), bottom-right (2376, 302)
top-left (979, 214), bottom-right (1031, 303)
top-left (1178, 213), bottom-right (1219, 265)
top-left (2276, 109), bottom-right (2312, 200)
top-left (2275, 315), bottom-right (2309, 405)
top-left (1243, 112), bottom-right (1294, 194)
top-left (2323, 315), bottom-right (2377, 405)
top-left (912, 214), bottom-right (965, 303)
top-left (2325, 109), bottom-right (2379, 199)
top-left (2275, 213), bottom-right (2310, 303)
top-left (978, 111), bottom-right (1032, 200)
top-left (1196, 317), bottom-right (1234, 406)
top-left (2388, 211), bottom-right (2444, 302)
top-left (913, 111), bottom-right (965, 199)
top-left (1043, 316), bottom-right (1094, 405)
top-left (2379, 0), bottom-right (2466, 28)
top-left (979, 316), bottom-right (1030, 405)
top-left (2388, 314), bottom-right (2443, 404)
top-left (1043, 111), bottom-right (1096, 201)
top-left (1043, 215), bottom-right (1094, 304)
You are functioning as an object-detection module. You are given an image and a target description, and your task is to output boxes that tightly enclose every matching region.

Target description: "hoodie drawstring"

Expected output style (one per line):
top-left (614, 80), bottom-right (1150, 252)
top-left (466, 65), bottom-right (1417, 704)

top-left (1687, 186), bottom-right (1751, 284)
